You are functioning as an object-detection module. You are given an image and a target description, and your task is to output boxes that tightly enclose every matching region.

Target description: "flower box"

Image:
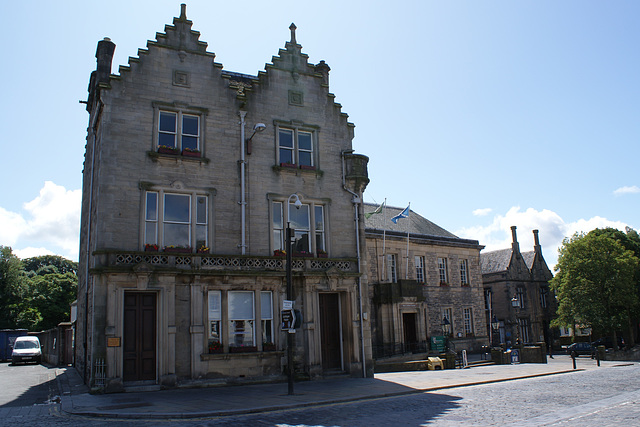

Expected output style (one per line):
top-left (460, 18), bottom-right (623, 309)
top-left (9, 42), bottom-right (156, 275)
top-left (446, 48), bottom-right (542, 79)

top-left (158, 146), bottom-right (179, 155)
top-left (317, 252), bottom-right (328, 258)
top-left (263, 344), bottom-right (276, 352)
top-left (280, 162), bottom-right (297, 169)
top-left (208, 341), bottom-right (223, 354)
top-left (300, 164), bottom-right (316, 170)
top-left (145, 244), bottom-right (159, 252)
top-left (164, 246), bottom-right (192, 254)
top-left (229, 346), bottom-right (257, 353)
top-left (273, 250), bottom-right (286, 257)
top-left (293, 252), bottom-right (311, 258)
top-left (440, 282), bottom-right (449, 287)
top-left (182, 149), bottom-right (201, 158)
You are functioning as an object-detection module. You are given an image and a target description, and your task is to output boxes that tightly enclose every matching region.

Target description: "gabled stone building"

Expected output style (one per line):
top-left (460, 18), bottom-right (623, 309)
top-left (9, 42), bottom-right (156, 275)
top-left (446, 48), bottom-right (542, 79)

top-left (364, 204), bottom-right (488, 356)
top-left (481, 226), bottom-right (555, 349)
top-left (77, 5), bottom-right (371, 390)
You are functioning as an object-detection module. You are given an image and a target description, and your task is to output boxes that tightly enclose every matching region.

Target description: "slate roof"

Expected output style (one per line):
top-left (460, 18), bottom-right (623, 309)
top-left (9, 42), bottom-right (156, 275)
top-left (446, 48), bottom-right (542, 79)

top-left (480, 248), bottom-right (535, 274)
top-left (363, 203), bottom-right (458, 239)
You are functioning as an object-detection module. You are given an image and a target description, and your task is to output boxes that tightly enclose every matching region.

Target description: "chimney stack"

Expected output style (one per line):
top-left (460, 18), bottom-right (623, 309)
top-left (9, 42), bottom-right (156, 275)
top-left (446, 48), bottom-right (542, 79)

top-left (511, 226), bottom-right (520, 253)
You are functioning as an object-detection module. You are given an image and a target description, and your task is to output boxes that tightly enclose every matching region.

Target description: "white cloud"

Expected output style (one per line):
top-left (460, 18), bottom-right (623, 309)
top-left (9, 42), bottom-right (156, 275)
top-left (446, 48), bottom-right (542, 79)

top-left (455, 206), bottom-right (630, 271)
top-left (472, 208), bottom-right (492, 216)
top-left (614, 185), bottom-right (640, 196)
top-left (13, 247), bottom-right (56, 260)
top-left (0, 181), bottom-right (81, 260)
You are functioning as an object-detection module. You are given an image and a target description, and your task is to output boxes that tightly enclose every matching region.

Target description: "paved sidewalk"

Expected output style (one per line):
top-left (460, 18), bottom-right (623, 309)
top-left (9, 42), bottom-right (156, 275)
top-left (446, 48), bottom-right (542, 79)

top-left (55, 355), bottom-right (622, 419)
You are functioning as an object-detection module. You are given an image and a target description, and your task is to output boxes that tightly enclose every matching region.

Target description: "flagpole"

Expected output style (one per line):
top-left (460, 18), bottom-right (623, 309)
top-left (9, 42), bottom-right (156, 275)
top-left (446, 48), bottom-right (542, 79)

top-left (382, 198), bottom-right (386, 281)
top-left (405, 203), bottom-right (410, 279)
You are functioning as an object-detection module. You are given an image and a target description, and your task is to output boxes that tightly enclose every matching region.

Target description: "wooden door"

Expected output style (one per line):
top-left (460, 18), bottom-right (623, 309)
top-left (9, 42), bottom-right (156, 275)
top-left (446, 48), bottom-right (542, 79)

top-left (319, 293), bottom-right (342, 370)
top-left (123, 292), bottom-right (156, 381)
top-left (403, 312), bottom-right (418, 352)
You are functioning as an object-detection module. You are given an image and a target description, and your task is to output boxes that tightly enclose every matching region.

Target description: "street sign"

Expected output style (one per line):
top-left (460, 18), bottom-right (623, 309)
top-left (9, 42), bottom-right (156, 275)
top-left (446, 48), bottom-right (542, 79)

top-left (281, 309), bottom-right (295, 331)
top-left (283, 300), bottom-right (293, 310)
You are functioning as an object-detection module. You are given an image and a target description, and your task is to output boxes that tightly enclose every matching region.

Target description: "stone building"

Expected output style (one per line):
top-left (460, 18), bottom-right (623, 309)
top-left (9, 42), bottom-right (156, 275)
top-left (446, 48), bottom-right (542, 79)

top-left (364, 204), bottom-right (488, 357)
top-left (481, 226), bottom-right (555, 348)
top-left (77, 5), bottom-right (371, 390)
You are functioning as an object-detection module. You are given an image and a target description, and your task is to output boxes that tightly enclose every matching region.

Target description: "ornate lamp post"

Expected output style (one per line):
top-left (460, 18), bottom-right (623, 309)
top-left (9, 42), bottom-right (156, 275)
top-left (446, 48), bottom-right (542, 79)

top-left (285, 193), bottom-right (302, 395)
top-left (511, 295), bottom-right (520, 346)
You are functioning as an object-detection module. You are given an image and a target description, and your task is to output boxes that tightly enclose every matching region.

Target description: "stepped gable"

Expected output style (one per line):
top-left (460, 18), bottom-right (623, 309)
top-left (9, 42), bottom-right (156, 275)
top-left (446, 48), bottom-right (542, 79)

top-left (363, 203), bottom-right (458, 239)
top-left (149, 4), bottom-right (208, 54)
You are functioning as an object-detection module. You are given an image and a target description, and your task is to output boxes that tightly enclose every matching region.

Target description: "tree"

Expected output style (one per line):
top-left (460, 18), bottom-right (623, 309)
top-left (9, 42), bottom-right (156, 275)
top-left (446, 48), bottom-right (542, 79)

top-left (22, 255), bottom-right (78, 276)
top-left (0, 246), bottom-right (28, 328)
top-left (29, 272), bottom-right (77, 330)
top-left (551, 231), bottom-right (639, 349)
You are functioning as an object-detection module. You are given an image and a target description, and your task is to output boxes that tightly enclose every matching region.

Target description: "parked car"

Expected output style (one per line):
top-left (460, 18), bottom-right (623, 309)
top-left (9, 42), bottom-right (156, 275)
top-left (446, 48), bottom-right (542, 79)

top-left (591, 336), bottom-right (625, 350)
top-left (11, 336), bottom-right (41, 364)
top-left (566, 342), bottom-right (594, 356)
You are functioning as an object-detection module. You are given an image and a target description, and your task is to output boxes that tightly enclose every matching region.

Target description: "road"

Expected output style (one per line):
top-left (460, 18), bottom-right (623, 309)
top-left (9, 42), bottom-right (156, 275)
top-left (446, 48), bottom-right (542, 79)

top-left (0, 360), bottom-right (639, 426)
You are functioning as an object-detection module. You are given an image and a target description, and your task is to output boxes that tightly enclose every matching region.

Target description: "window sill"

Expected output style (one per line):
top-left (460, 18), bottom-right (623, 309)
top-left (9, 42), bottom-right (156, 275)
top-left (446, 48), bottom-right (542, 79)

top-left (272, 164), bottom-right (323, 177)
top-left (147, 150), bottom-right (210, 164)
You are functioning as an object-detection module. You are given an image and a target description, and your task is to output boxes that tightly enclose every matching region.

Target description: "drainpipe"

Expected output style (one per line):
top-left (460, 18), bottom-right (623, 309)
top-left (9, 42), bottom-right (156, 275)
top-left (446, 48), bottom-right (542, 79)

top-left (239, 111), bottom-right (247, 255)
top-left (341, 151), bottom-right (367, 378)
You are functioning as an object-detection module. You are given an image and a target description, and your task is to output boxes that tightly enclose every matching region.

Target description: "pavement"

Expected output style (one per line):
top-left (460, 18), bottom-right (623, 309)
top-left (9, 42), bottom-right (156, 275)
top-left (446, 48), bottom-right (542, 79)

top-left (54, 354), bottom-right (624, 420)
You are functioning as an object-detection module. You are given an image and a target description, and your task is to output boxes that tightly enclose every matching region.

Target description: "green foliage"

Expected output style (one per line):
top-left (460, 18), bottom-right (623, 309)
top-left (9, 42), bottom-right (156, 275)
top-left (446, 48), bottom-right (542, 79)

top-left (0, 247), bottom-right (77, 331)
top-left (551, 230), bottom-right (639, 336)
top-left (22, 255), bottom-right (78, 275)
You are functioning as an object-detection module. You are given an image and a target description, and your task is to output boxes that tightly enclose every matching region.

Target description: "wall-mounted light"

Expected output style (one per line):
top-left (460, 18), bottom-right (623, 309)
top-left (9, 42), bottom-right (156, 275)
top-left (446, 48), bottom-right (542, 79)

top-left (246, 123), bottom-right (266, 155)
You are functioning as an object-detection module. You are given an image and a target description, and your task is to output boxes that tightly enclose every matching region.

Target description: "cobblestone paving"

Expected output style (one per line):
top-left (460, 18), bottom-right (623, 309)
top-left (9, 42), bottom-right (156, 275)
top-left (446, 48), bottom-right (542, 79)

top-left (3, 362), bottom-right (640, 426)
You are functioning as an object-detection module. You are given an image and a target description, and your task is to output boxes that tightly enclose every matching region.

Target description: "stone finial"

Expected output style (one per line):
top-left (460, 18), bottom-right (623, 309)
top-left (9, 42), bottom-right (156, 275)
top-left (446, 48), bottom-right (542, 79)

top-left (533, 229), bottom-right (541, 253)
top-left (180, 3), bottom-right (187, 20)
top-left (289, 23), bottom-right (297, 44)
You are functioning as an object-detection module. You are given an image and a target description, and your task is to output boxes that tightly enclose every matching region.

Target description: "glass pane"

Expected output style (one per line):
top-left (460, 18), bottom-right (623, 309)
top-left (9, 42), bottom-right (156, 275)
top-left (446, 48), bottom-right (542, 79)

top-left (230, 320), bottom-right (254, 346)
top-left (146, 192), bottom-right (157, 221)
top-left (298, 132), bottom-right (312, 150)
top-left (164, 194), bottom-right (190, 222)
top-left (273, 229), bottom-right (283, 251)
top-left (163, 223), bottom-right (190, 247)
top-left (182, 115), bottom-right (199, 136)
top-left (208, 291), bottom-right (221, 320)
top-left (196, 224), bottom-right (207, 249)
top-left (315, 206), bottom-right (324, 231)
top-left (298, 151), bottom-right (312, 166)
top-left (315, 232), bottom-right (325, 252)
top-left (289, 204), bottom-right (309, 230)
top-left (182, 135), bottom-right (198, 151)
top-left (145, 222), bottom-right (157, 245)
top-left (158, 133), bottom-right (176, 148)
top-left (228, 291), bottom-right (254, 319)
top-left (279, 129), bottom-right (293, 148)
top-left (159, 111), bottom-right (176, 132)
top-left (261, 292), bottom-right (272, 319)
top-left (196, 196), bottom-right (207, 224)
top-left (293, 231), bottom-right (310, 253)
top-left (272, 202), bottom-right (283, 228)
top-left (279, 148), bottom-right (293, 164)
top-left (262, 320), bottom-right (273, 344)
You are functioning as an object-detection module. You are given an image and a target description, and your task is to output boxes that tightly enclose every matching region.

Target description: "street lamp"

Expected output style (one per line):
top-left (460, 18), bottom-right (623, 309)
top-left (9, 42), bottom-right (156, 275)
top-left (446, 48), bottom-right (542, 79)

top-left (285, 193), bottom-right (302, 395)
top-left (491, 315), bottom-right (500, 347)
top-left (511, 295), bottom-right (520, 346)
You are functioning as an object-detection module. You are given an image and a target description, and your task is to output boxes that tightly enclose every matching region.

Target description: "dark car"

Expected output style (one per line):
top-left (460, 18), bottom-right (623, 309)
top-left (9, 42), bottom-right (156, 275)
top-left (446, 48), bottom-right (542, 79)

top-left (592, 336), bottom-right (625, 350)
top-left (566, 342), bottom-right (594, 356)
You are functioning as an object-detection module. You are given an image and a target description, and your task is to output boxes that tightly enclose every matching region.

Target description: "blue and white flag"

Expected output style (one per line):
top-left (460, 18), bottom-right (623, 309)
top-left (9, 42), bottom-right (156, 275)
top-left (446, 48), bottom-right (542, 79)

top-left (391, 204), bottom-right (410, 224)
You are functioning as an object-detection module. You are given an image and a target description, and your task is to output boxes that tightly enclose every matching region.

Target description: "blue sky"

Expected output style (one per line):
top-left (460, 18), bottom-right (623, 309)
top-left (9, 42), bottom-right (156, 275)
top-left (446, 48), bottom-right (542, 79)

top-left (1, 1), bottom-right (638, 268)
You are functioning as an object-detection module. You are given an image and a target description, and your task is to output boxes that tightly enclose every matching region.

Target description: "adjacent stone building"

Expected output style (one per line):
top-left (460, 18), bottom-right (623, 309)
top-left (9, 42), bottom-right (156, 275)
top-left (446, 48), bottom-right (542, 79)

top-left (481, 226), bottom-right (555, 349)
top-left (77, 5), bottom-right (371, 389)
top-left (364, 204), bottom-right (488, 357)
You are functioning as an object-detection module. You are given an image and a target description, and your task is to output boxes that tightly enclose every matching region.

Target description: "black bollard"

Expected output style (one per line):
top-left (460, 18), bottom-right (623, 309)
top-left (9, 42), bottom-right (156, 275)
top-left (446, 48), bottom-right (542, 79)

top-left (571, 351), bottom-right (577, 369)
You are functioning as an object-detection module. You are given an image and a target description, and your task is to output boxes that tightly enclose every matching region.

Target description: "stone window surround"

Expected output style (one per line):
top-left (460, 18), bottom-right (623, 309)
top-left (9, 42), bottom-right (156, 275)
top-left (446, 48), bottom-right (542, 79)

top-left (274, 119), bottom-right (320, 169)
top-left (152, 101), bottom-right (208, 153)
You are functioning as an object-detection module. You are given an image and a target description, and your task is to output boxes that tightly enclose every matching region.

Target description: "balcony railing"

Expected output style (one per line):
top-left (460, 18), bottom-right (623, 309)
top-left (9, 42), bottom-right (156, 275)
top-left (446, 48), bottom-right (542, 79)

top-left (94, 251), bottom-right (357, 274)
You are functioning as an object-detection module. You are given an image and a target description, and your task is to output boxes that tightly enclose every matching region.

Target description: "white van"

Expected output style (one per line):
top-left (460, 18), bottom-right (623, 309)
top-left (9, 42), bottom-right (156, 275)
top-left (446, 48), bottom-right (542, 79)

top-left (11, 336), bottom-right (42, 364)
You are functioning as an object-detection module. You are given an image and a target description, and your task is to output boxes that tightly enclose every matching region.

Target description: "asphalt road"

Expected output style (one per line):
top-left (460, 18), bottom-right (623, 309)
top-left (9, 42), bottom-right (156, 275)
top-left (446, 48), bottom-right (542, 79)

top-left (1, 361), bottom-right (639, 426)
